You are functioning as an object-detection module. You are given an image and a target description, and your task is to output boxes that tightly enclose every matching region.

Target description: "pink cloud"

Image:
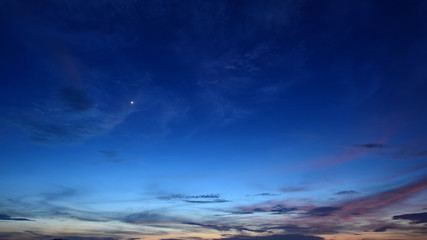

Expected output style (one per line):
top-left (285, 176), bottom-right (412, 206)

top-left (336, 177), bottom-right (427, 219)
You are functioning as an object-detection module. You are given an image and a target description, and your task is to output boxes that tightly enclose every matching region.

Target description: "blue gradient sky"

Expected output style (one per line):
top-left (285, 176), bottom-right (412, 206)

top-left (1, 1), bottom-right (427, 240)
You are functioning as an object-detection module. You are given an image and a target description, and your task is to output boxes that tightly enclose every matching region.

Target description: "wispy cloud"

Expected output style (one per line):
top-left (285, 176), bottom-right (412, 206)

top-left (353, 143), bottom-right (384, 149)
top-left (159, 194), bottom-right (221, 200)
top-left (334, 190), bottom-right (359, 195)
top-left (281, 187), bottom-right (310, 193)
top-left (223, 177), bottom-right (427, 236)
top-left (182, 222), bottom-right (264, 233)
top-left (392, 137), bottom-right (427, 160)
top-left (55, 237), bottom-right (119, 240)
top-left (182, 222), bottom-right (232, 232)
top-left (0, 213), bottom-right (32, 221)
top-left (58, 85), bottom-right (95, 112)
top-left (93, 150), bottom-right (140, 164)
top-left (6, 229), bottom-right (124, 240)
top-left (253, 193), bottom-right (281, 197)
top-left (2, 86), bottom-right (134, 143)
top-left (395, 149), bottom-right (427, 160)
top-left (98, 150), bottom-right (118, 159)
top-left (231, 204), bottom-right (297, 215)
top-left (373, 225), bottom-right (394, 232)
top-left (184, 199), bottom-right (229, 204)
top-left (158, 193), bottom-right (228, 204)
top-left (306, 207), bottom-right (341, 217)
top-left (120, 211), bottom-right (167, 224)
top-left (393, 212), bottom-right (427, 224)
top-left (214, 234), bottom-right (324, 240)
top-left (335, 177), bottom-right (427, 218)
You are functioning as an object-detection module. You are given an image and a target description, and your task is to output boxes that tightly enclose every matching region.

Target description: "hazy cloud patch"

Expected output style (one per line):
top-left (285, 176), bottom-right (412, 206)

top-left (158, 193), bottom-right (228, 203)
top-left (184, 199), bottom-right (229, 204)
top-left (121, 211), bottom-right (166, 224)
top-left (214, 234), bottom-right (324, 240)
top-left (0, 213), bottom-right (32, 221)
top-left (182, 222), bottom-right (231, 232)
top-left (373, 225), bottom-right (394, 232)
top-left (393, 212), bottom-right (427, 224)
top-left (334, 190), bottom-right (359, 195)
top-left (231, 204), bottom-right (297, 215)
top-left (159, 194), bottom-right (221, 200)
top-left (58, 86), bottom-right (95, 112)
top-left (281, 187), bottom-right (309, 193)
top-left (306, 207), bottom-right (341, 217)
top-left (94, 150), bottom-right (140, 164)
top-left (2, 88), bottom-right (133, 143)
top-left (253, 193), bottom-right (281, 197)
top-left (182, 222), bottom-right (264, 233)
top-left (353, 143), bottom-right (384, 149)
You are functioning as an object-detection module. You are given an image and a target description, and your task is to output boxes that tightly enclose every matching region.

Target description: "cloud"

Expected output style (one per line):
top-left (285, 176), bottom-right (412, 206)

top-left (353, 143), bottom-right (384, 149)
top-left (94, 150), bottom-right (140, 164)
top-left (58, 86), bottom-right (95, 112)
top-left (121, 211), bottom-right (166, 224)
top-left (373, 225), bottom-right (394, 232)
top-left (334, 190), bottom-right (359, 195)
top-left (2, 58), bottom-right (186, 144)
top-left (270, 205), bottom-right (298, 214)
top-left (336, 178), bottom-right (427, 218)
top-left (195, 43), bottom-right (301, 125)
top-left (281, 187), bottom-right (309, 193)
top-left (184, 1), bottom-right (305, 125)
top-left (307, 149), bottom-right (368, 168)
top-left (98, 150), bottom-right (118, 159)
top-left (393, 138), bottom-right (427, 160)
top-left (159, 194), bottom-right (221, 200)
top-left (161, 238), bottom-right (205, 240)
top-left (395, 149), bottom-right (427, 160)
top-left (184, 199), bottom-right (229, 204)
top-left (269, 224), bottom-right (312, 233)
top-left (412, 150), bottom-right (427, 158)
top-left (232, 204), bottom-right (297, 215)
top-left (102, 230), bottom-right (143, 235)
top-left (393, 212), bottom-right (427, 224)
top-left (0, 194), bottom-right (116, 224)
top-left (182, 222), bottom-right (232, 231)
top-left (59, 237), bottom-right (119, 240)
top-left (43, 187), bottom-right (78, 201)
top-left (253, 193), bottom-right (281, 197)
top-left (306, 207), bottom-right (341, 217)
top-left (231, 209), bottom-right (266, 215)
top-left (1, 230), bottom-right (121, 240)
top-left (224, 178), bottom-right (427, 236)
top-left (2, 86), bottom-right (134, 143)
top-left (214, 234), bottom-right (324, 240)
top-left (158, 193), bottom-right (228, 203)
top-left (1, 194), bottom-right (180, 227)
top-left (181, 222), bottom-right (264, 233)
top-left (0, 213), bottom-right (32, 221)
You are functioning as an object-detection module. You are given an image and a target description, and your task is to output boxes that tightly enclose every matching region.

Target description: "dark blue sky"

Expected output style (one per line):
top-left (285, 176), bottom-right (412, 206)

top-left (1, 1), bottom-right (427, 240)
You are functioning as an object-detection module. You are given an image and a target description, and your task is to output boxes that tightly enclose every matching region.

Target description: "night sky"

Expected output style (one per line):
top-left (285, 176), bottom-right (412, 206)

top-left (1, 1), bottom-right (427, 240)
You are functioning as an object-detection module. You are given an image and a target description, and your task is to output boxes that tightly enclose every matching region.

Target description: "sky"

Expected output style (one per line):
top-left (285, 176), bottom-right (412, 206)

top-left (0, 0), bottom-right (427, 240)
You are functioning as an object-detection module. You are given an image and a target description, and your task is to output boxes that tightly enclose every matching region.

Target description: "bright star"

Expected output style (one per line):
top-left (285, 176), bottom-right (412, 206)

top-left (130, 101), bottom-right (134, 104)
